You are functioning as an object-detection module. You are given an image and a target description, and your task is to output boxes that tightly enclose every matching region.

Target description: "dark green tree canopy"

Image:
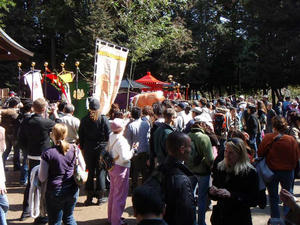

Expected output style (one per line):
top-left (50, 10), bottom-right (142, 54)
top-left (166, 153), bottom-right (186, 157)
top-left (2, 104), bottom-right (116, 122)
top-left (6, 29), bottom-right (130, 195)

top-left (0, 0), bottom-right (299, 97)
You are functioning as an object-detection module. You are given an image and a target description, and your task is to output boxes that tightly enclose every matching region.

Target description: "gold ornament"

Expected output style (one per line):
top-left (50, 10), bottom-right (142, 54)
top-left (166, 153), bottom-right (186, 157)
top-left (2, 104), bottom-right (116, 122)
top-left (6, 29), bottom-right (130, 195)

top-left (73, 89), bottom-right (85, 100)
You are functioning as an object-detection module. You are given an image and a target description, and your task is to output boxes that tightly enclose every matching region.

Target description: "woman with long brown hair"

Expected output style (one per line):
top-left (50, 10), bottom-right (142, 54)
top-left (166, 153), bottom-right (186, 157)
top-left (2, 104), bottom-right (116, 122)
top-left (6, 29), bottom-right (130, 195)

top-left (39, 123), bottom-right (85, 225)
top-left (258, 116), bottom-right (299, 222)
top-left (78, 98), bottom-right (111, 205)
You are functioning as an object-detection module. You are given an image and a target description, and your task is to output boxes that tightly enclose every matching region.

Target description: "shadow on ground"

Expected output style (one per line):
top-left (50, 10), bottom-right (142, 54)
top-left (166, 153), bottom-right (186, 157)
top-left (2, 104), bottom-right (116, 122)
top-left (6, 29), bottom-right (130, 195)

top-left (76, 218), bottom-right (136, 225)
top-left (124, 206), bottom-right (134, 217)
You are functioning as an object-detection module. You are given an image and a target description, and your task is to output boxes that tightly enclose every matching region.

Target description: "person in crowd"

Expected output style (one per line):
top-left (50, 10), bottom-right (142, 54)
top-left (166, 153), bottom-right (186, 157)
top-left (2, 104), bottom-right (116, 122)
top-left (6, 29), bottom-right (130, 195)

top-left (153, 108), bottom-right (176, 166)
top-left (199, 98), bottom-right (209, 113)
top-left (247, 96), bottom-right (256, 105)
top-left (149, 103), bottom-right (164, 173)
top-left (175, 102), bottom-right (190, 131)
top-left (108, 103), bottom-right (120, 121)
top-left (124, 106), bottom-right (150, 191)
top-left (257, 100), bottom-right (267, 146)
top-left (39, 123), bottom-right (85, 225)
top-left (199, 99), bottom-right (213, 128)
top-left (238, 103), bottom-right (247, 130)
top-left (287, 112), bottom-right (300, 145)
top-left (209, 138), bottom-right (259, 225)
top-left (132, 185), bottom-right (168, 225)
top-left (0, 124), bottom-right (8, 225)
top-left (192, 100), bottom-right (199, 108)
top-left (18, 98), bottom-right (57, 223)
top-left (160, 131), bottom-right (196, 225)
top-left (280, 189), bottom-right (300, 225)
top-left (184, 107), bottom-right (203, 134)
top-left (266, 102), bottom-right (277, 134)
top-left (274, 101), bottom-right (283, 116)
top-left (78, 98), bottom-right (111, 206)
top-left (17, 99), bottom-right (33, 186)
top-left (60, 104), bottom-right (80, 144)
top-left (185, 104), bottom-right (193, 122)
top-left (229, 106), bottom-right (239, 131)
top-left (1, 97), bottom-right (21, 171)
top-left (282, 96), bottom-right (291, 117)
top-left (49, 101), bottom-right (66, 120)
top-left (288, 101), bottom-right (300, 114)
top-left (2, 92), bottom-right (20, 109)
top-left (245, 104), bottom-right (259, 156)
top-left (228, 129), bottom-right (254, 162)
top-left (258, 116), bottom-right (299, 221)
top-left (141, 106), bottom-right (154, 124)
top-left (161, 100), bottom-right (173, 110)
top-left (107, 118), bottom-right (134, 225)
top-left (262, 95), bottom-right (269, 108)
top-left (114, 111), bottom-right (124, 119)
top-left (187, 121), bottom-right (214, 225)
top-left (237, 95), bottom-right (247, 109)
top-left (213, 98), bottom-right (231, 162)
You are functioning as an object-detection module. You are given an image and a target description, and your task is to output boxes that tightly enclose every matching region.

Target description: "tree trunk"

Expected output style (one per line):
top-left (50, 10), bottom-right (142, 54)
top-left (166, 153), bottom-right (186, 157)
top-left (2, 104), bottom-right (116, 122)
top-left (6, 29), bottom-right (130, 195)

top-left (271, 88), bottom-right (276, 107)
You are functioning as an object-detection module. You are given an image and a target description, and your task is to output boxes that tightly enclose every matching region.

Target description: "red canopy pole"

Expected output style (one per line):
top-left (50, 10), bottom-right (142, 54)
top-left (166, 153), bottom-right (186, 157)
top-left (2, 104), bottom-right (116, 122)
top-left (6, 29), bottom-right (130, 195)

top-left (186, 84), bottom-right (189, 100)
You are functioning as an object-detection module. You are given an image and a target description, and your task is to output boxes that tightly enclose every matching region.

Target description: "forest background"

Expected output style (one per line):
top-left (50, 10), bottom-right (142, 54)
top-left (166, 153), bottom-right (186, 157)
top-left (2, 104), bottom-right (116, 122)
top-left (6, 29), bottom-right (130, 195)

top-left (0, 0), bottom-right (299, 99)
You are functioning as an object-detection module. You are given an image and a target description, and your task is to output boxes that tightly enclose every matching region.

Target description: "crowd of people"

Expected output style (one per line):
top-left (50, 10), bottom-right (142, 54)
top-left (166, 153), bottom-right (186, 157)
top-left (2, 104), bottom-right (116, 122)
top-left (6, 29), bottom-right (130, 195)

top-left (0, 92), bottom-right (299, 225)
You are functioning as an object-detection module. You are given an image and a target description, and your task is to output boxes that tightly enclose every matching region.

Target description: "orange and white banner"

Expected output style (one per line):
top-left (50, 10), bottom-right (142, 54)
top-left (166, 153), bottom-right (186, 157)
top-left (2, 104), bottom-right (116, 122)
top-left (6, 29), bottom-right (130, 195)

top-left (93, 39), bottom-right (129, 114)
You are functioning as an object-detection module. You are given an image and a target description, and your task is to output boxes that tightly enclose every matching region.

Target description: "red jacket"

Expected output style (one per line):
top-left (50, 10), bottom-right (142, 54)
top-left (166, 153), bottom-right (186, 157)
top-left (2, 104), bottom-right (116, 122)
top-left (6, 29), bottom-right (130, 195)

top-left (258, 133), bottom-right (299, 171)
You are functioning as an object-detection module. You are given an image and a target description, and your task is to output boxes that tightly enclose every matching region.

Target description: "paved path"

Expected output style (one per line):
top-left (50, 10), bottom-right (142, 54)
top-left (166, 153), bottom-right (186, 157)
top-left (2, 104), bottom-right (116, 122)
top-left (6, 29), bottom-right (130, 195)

top-left (5, 168), bottom-right (300, 225)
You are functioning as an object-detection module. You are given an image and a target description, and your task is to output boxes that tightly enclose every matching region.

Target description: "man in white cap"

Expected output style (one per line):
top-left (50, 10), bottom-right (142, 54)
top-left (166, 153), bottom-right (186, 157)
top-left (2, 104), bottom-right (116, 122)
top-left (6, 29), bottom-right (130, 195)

top-left (184, 107), bottom-right (202, 134)
top-left (238, 95), bottom-right (247, 109)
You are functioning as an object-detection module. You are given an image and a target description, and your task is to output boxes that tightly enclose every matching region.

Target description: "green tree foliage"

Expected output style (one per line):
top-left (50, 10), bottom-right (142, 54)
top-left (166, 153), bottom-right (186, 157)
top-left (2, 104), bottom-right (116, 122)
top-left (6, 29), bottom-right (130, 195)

top-left (0, 0), bottom-right (14, 26)
top-left (0, 0), bottom-right (300, 95)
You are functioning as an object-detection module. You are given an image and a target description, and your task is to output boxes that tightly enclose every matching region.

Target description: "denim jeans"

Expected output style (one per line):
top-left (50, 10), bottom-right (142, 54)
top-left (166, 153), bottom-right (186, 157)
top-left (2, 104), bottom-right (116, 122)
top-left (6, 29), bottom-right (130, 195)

top-left (20, 150), bottom-right (28, 184)
top-left (0, 194), bottom-right (9, 225)
top-left (46, 187), bottom-right (79, 225)
top-left (266, 170), bottom-right (294, 218)
top-left (195, 175), bottom-right (210, 225)
top-left (249, 134), bottom-right (257, 157)
top-left (22, 159), bottom-right (40, 214)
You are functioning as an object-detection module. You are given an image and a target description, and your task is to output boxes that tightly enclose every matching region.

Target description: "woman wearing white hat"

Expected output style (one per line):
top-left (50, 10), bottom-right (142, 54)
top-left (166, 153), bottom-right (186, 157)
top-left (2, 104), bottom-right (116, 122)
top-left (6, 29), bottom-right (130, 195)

top-left (107, 118), bottom-right (135, 225)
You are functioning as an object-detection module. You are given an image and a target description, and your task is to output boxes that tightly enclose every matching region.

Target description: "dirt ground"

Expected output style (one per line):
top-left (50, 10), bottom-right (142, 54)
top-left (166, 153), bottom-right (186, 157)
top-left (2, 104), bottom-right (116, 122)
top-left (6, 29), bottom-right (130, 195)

top-left (4, 167), bottom-right (300, 225)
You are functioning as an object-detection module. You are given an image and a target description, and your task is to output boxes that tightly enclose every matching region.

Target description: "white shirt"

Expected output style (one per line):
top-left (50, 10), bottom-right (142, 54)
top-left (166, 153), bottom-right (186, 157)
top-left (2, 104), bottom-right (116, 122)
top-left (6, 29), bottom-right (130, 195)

top-left (0, 126), bottom-right (6, 189)
top-left (177, 110), bottom-right (192, 129)
top-left (108, 132), bottom-right (134, 168)
top-left (60, 114), bottom-right (80, 143)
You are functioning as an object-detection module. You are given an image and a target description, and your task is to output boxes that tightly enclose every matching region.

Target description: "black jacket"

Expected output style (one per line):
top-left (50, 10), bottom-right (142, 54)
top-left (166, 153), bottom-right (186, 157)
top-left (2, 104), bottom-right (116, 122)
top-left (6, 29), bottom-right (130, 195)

top-left (18, 114), bottom-right (55, 156)
top-left (209, 163), bottom-right (259, 225)
top-left (160, 156), bottom-right (196, 225)
top-left (78, 114), bottom-right (111, 151)
top-left (246, 114), bottom-right (258, 136)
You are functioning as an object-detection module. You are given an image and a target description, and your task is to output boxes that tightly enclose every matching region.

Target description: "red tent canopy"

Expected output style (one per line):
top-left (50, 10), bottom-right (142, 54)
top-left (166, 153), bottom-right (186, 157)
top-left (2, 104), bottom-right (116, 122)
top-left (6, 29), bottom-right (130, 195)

top-left (135, 71), bottom-right (169, 91)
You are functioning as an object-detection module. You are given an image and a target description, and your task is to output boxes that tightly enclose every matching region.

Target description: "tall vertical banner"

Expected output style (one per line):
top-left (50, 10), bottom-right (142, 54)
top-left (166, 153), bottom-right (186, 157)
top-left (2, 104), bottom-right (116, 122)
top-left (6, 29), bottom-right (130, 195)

top-left (93, 39), bottom-right (129, 115)
top-left (23, 71), bottom-right (44, 101)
